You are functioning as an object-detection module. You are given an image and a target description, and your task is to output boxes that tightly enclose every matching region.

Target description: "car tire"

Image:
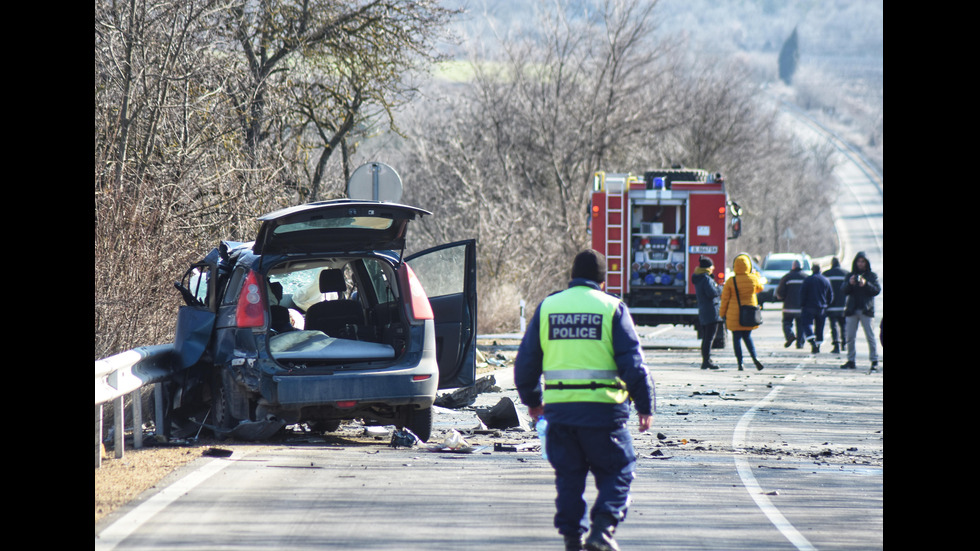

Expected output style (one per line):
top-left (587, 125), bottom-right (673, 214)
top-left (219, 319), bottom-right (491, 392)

top-left (404, 406), bottom-right (433, 443)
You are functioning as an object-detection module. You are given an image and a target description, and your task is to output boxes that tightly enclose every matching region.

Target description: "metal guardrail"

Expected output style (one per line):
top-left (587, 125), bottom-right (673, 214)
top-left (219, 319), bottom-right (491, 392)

top-left (95, 344), bottom-right (176, 468)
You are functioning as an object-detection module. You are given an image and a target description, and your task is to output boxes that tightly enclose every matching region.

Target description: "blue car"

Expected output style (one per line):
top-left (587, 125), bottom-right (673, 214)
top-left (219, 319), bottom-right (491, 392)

top-left (171, 200), bottom-right (477, 442)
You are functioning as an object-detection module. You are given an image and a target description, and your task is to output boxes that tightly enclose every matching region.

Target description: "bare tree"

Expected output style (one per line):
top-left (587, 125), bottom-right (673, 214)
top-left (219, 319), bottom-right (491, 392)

top-left (95, 0), bottom-right (234, 358)
top-left (222, 0), bottom-right (458, 199)
top-left (397, 0), bottom-right (691, 329)
top-left (94, 0), bottom-right (459, 357)
top-left (396, 0), bottom-right (838, 331)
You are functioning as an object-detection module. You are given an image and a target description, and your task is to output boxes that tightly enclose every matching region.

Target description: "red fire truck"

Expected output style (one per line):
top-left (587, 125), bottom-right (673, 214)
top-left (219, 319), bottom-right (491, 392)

top-left (591, 168), bottom-right (742, 339)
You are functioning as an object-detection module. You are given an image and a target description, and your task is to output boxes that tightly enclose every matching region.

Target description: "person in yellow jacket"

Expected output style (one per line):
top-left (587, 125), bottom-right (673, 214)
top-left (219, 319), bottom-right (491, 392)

top-left (719, 253), bottom-right (765, 371)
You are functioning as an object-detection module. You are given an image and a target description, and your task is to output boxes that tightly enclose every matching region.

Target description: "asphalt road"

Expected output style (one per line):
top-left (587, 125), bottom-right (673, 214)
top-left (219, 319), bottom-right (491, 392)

top-left (95, 309), bottom-right (883, 551)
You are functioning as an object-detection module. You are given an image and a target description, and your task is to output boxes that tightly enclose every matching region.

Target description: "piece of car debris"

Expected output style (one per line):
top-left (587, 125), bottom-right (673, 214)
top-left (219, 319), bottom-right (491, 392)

top-left (203, 447), bottom-right (233, 458)
top-left (492, 442), bottom-right (538, 453)
top-left (390, 428), bottom-right (420, 448)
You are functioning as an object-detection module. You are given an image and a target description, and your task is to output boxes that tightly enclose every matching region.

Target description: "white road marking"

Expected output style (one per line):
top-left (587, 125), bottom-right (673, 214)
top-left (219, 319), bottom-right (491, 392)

top-left (95, 453), bottom-right (239, 550)
top-left (732, 373), bottom-right (818, 551)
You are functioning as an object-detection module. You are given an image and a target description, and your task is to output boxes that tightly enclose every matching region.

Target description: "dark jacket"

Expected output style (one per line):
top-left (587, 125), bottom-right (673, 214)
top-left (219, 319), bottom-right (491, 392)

top-left (800, 271), bottom-right (833, 314)
top-left (514, 278), bottom-right (655, 428)
top-left (692, 268), bottom-right (723, 325)
top-left (776, 266), bottom-right (806, 315)
top-left (822, 261), bottom-right (848, 317)
top-left (843, 252), bottom-right (880, 317)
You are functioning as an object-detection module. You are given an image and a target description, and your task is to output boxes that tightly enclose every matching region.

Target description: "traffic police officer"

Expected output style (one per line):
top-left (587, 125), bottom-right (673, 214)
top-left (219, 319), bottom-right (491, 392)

top-left (515, 249), bottom-right (655, 551)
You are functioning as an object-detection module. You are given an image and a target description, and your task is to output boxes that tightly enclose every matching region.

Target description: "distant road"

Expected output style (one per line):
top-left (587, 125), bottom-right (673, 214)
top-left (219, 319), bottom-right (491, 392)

top-left (777, 103), bottom-right (883, 317)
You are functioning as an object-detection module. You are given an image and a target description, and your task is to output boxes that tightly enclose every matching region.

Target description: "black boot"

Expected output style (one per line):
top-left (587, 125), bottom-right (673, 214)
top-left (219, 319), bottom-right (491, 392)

top-left (584, 514), bottom-right (619, 551)
top-left (563, 533), bottom-right (585, 551)
top-left (753, 358), bottom-right (764, 371)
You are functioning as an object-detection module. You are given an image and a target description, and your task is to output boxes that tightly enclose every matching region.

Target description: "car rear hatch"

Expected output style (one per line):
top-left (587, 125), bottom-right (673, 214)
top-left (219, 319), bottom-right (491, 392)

top-left (252, 200), bottom-right (432, 256)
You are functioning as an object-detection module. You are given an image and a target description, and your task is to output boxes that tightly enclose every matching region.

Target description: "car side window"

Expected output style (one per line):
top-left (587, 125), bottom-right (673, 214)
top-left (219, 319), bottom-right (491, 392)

top-left (222, 267), bottom-right (246, 306)
top-left (363, 259), bottom-right (397, 304)
top-left (407, 246), bottom-right (465, 298)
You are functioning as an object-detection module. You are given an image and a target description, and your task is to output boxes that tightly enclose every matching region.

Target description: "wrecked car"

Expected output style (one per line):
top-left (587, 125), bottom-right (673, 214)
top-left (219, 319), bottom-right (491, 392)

top-left (168, 199), bottom-right (477, 442)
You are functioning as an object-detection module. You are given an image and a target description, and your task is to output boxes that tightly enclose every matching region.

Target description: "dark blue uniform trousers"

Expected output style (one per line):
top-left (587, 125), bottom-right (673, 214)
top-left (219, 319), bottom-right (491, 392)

top-left (546, 422), bottom-right (637, 535)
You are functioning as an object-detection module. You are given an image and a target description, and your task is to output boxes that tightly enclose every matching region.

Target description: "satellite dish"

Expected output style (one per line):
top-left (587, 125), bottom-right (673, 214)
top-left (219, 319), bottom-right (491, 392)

top-left (347, 162), bottom-right (403, 202)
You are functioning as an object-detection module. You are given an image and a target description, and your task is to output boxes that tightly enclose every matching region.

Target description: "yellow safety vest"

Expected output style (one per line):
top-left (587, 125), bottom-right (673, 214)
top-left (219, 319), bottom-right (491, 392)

top-left (539, 286), bottom-right (628, 404)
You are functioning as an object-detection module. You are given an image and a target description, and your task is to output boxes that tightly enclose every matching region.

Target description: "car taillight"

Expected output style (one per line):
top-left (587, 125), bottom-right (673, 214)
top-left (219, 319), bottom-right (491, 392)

top-left (402, 264), bottom-right (434, 321)
top-left (236, 271), bottom-right (267, 328)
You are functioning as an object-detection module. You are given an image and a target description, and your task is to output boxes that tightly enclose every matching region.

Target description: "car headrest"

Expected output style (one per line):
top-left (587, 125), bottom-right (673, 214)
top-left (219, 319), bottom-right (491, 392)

top-left (269, 281), bottom-right (284, 301)
top-left (319, 269), bottom-right (347, 294)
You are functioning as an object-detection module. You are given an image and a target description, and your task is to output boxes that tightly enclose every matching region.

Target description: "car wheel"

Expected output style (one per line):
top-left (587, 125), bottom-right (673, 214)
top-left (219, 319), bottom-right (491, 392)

top-left (404, 406), bottom-right (433, 443)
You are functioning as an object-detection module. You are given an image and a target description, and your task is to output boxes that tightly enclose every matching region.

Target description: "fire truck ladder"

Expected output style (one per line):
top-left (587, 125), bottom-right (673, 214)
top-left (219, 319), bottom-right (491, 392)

top-left (604, 176), bottom-right (627, 297)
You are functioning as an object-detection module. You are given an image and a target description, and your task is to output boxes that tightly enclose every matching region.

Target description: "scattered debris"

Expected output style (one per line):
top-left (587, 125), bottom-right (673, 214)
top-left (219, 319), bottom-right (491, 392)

top-left (434, 375), bottom-right (501, 409)
top-left (390, 428), bottom-right (420, 448)
top-left (426, 429), bottom-right (488, 453)
top-left (363, 426), bottom-right (389, 439)
top-left (493, 442), bottom-right (538, 453)
top-left (199, 417), bottom-right (287, 441)
top-left (475, 397), bottom-right (531, 431)
top-left (718, 393), bottom-right (745, 401)
top-left (203, 447), bottom-right (233, 458)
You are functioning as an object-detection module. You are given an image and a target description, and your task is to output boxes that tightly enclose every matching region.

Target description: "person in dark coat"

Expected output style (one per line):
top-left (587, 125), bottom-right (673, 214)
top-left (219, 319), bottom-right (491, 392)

top-left (692, 256), bottom-right (723, 370)
top-left (775, 260), bottom-right (806, 348)
top-left (840, 251), bottom-right (881, 371)
top-left (799, 264), bottom-right (834, 353)
top-left (822, 257), bottom-right (848, 354)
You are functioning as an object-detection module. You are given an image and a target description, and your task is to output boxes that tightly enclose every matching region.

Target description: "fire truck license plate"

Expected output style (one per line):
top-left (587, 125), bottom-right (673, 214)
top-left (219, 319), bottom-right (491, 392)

top-left (689, 245), bottom-right (718, 254)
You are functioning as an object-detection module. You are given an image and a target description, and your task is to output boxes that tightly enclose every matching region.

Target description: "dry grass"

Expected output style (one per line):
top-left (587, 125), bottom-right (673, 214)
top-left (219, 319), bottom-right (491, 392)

top-left (95, 443), bottom-right (206, 524)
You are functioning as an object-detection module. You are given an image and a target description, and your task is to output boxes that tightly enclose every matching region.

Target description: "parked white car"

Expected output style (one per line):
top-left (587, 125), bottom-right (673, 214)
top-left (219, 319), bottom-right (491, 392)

top-left (757, 252), bottom-right (812, 303)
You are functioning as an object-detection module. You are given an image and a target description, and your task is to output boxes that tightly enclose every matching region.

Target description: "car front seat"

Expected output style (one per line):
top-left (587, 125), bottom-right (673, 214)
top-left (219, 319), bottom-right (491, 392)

top-left (269, 281), bottom-right (294, 334)
top-left (304, 269), bottom-right (366, 339)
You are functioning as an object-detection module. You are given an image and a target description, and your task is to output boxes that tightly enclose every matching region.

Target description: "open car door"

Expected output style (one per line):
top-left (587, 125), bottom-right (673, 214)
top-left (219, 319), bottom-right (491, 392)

top-left (406, 240), bottom-right (477, 389)
top-left (173, 259), bottom-right (217, 370)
